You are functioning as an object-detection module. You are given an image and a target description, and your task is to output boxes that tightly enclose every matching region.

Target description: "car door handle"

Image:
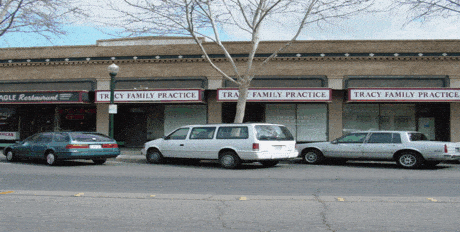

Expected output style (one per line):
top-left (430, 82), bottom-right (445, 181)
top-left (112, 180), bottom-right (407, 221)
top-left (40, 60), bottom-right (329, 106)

top-left (180, 144), bottom-right (184, 146)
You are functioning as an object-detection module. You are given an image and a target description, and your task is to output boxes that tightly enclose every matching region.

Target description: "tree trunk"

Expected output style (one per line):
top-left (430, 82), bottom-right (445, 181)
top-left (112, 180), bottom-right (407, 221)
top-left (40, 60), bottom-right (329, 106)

top-left (233, 84), bottom-right (249, 123)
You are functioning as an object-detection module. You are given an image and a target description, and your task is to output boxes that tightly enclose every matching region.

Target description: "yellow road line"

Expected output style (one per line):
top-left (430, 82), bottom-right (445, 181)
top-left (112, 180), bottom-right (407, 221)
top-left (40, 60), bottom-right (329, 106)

top-left (337, 197), bottom-right (345, 202)
top-left (0, 191), bottom-right (14, 194)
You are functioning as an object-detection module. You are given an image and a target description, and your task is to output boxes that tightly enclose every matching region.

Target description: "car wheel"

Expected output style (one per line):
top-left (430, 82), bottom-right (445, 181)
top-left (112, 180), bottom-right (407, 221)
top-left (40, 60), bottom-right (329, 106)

top-left (219, 151), bottom-right (241, 169)
top-left (46, 152), bottom-right (57, 166)
top-left (260, 160), bottom-right (279, 167)
top-left (396, 152), bottom-right (423, 169)
top-left (146, 149), bottom-right (164, 164)
top-left (302, 149), bottom-right (325, 164)
top-left (5, 150), bottom-right (17, 162)
top-left (93, 159), bottom-right (107, 165)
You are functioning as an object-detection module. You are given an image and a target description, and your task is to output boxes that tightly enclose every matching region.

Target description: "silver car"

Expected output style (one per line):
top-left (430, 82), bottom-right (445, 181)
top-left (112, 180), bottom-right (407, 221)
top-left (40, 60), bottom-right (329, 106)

top-left (296, 131), bottom-right (460, 169)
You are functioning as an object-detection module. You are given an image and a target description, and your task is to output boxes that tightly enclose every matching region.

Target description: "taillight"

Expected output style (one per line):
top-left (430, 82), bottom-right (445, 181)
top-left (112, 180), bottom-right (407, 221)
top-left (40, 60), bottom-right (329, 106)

top-left (252, 143), bottom-right (259, 151)
top-left (444, 144), bottom-right (448, 153)
top-left (102, 144), bottom-right (118, 148)
top-left (66, 144), bottom-right (89, 149)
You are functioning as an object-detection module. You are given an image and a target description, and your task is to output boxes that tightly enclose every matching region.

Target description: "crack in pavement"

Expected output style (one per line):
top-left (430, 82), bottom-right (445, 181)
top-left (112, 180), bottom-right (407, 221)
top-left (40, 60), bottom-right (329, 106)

top-left (313, 190), bottom-right (335, 232)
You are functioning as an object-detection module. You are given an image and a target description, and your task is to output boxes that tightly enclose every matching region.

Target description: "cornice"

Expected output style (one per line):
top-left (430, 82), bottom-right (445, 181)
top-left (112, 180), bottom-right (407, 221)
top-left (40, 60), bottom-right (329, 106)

top-left (1, 52), bottom-right (460, 67)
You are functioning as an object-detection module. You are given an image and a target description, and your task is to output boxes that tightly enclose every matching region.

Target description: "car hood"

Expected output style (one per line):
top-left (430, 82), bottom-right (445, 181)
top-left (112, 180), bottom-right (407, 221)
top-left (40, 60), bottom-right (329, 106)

top-left (145, 138), bottom-right (164, 146)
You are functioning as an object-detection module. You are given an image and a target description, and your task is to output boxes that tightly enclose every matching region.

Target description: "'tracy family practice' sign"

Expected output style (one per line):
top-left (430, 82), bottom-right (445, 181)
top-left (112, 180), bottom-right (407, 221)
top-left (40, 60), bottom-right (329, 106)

top-left (95, 89), bottom-right (204, 103)
top-left (349, 88), bottom-right (460, 102)
top-left (217, 88), bottom-right (331, 102)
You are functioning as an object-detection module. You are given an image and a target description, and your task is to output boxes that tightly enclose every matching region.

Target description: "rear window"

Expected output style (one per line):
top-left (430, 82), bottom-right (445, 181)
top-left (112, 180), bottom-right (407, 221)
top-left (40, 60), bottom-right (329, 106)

top-left (367, 133), bottom-right (401, 144)
top-left (190, 127), bottom-right (216, 139)
top-left (255, 125), bottom-right (294, 141)
top-left (216, 126), bottom-right (248, 139)
top-left (70, 133), bottom-right (114, 142)
top-left (408, 133), bottom-right (429, 141)
top-left (54, 133), bottom-right (70, 143)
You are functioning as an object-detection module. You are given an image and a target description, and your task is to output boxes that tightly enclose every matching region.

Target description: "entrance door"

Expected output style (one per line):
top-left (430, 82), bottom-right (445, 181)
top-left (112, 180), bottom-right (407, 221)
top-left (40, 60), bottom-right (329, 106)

top-left (18, 106), bottom-right (55, 139)
top-left (418, 117), bottom-right (435, 141)
top-left (123, 112), bottom-right (147, 147)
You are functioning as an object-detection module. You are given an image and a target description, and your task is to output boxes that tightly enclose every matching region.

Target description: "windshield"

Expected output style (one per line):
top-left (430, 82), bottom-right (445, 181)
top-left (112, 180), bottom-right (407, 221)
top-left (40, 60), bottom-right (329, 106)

top-left (255, 125), bottom-right (294, 141)
top-left (408, 133), bottom-right (429, 141)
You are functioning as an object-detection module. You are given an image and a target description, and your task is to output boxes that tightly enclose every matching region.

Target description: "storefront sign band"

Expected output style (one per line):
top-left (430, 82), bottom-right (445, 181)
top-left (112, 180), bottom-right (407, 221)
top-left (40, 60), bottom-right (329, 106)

top-left (349, 88), bottom-right (460, 102)
top-left (95, 89), bottom-right (204, 103)
top-left (0, 91), bottom-right (89, 104)
top-left (217, 88), bottom-right (332, 102)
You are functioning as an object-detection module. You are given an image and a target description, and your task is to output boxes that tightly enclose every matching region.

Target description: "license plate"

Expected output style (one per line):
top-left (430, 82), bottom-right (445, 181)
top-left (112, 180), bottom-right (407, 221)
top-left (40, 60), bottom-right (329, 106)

top-left (272, 145), bottom-right (284, 150)
top-left (90, 145), bottom-right (102, 149)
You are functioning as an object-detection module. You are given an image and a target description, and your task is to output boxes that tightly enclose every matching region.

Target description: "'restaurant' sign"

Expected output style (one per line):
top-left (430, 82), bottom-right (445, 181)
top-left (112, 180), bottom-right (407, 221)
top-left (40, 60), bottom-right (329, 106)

top-left (349, 88), bottom-right (460, 102)
top-left (217, 88), bottom-right (332, 102)
top-left (0, 91), bottom-right (90, 104)
top-left (95, 89), bottom-right (204, 103)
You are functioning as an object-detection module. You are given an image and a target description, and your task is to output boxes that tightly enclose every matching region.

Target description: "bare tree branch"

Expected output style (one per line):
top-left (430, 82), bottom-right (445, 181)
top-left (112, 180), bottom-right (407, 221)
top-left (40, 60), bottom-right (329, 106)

top-left (103, 0), bottom-right (375, 123)
top-left (0, 0), bottom-right (87, 43)
top-left (395, 0), bottom-right (460, 22)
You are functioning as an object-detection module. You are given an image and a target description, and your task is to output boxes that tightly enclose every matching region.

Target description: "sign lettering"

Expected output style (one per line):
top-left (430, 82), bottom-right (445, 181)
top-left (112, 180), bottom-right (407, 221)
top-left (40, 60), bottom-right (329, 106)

top-left (0, 92), bottom-right (88, 103)
top-left (95, 89), bottom-right (203, 103)
top-left (349, 88), bottom-right (460, 102)
top-left (217, 88), bottom-right (331, 102)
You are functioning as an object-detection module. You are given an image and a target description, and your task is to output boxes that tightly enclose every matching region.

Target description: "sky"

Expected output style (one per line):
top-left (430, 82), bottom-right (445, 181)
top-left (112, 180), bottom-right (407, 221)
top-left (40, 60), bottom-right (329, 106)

top-left (1, 1), bottom-right (460, 48)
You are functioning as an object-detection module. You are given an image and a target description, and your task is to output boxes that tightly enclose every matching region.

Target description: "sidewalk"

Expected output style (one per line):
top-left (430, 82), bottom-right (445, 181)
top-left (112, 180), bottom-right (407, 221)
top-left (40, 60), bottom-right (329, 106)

top-left (119, 147), bottom-right (142, 156)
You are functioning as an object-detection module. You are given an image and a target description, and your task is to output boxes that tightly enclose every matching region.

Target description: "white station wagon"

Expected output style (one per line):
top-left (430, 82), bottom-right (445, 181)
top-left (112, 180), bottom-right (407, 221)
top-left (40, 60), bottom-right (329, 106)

top-left (141, 123), bottom-right (298, 169)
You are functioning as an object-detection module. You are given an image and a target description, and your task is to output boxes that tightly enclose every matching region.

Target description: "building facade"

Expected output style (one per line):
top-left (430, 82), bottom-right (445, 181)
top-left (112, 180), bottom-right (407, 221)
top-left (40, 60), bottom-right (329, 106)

top-left (1, 37), bottom-right (460, 147)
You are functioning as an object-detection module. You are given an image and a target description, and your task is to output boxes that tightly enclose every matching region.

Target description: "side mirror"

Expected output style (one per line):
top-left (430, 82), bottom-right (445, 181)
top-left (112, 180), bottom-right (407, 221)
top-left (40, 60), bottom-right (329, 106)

top-left (331, 140), bottom-right (338, 144)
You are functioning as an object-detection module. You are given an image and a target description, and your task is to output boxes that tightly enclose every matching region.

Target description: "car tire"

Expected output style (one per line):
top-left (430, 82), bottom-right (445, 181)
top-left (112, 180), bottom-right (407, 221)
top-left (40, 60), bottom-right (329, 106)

top-left (260, 160), bottom-right (279, 167)
top-left (302, 149), bottom-right (325, 164)
top-left (396, 151), bottom-right (423, 169)
top-left (219, 151), bottom-right (241, 169)
top-left (46, 152), bottom-right (58, 166)
top-left (93, 159), bottom-right (107, 165)
top-left (146, 149), bottom-right (164, 164)
top-left (5, 150), bottom-right (17, 162)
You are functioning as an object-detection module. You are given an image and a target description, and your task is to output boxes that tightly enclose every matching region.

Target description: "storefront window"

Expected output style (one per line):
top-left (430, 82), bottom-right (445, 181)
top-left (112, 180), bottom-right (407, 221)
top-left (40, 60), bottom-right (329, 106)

top-left (343, 104), bottom-right (415, 134)
top-left (59, 107), bottom-right (97, 132)
top-left (297, 104), bottom-right (328, 141)
top-left (266, 104), bottom-right (327, 142)
top-left (164, 105), bottom-right (207, 135)
top-left (0, 107), bottom-right (20, 144)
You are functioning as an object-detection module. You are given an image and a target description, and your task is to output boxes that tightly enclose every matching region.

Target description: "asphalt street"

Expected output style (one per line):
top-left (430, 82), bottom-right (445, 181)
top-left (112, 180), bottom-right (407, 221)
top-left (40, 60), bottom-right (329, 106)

top-left (1, 149), bottom-right (460, 231)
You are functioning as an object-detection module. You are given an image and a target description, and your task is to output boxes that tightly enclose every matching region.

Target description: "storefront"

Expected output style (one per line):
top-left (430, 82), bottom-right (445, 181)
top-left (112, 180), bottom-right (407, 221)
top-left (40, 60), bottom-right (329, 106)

top-left (0, 91), bottom-right (95, 146)
top-left (95, 89), bottom-right (206, 147)
top-left (345, 87), bottom-right (454, 141)
top-left (217, 87), bottom-right (331, 142)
